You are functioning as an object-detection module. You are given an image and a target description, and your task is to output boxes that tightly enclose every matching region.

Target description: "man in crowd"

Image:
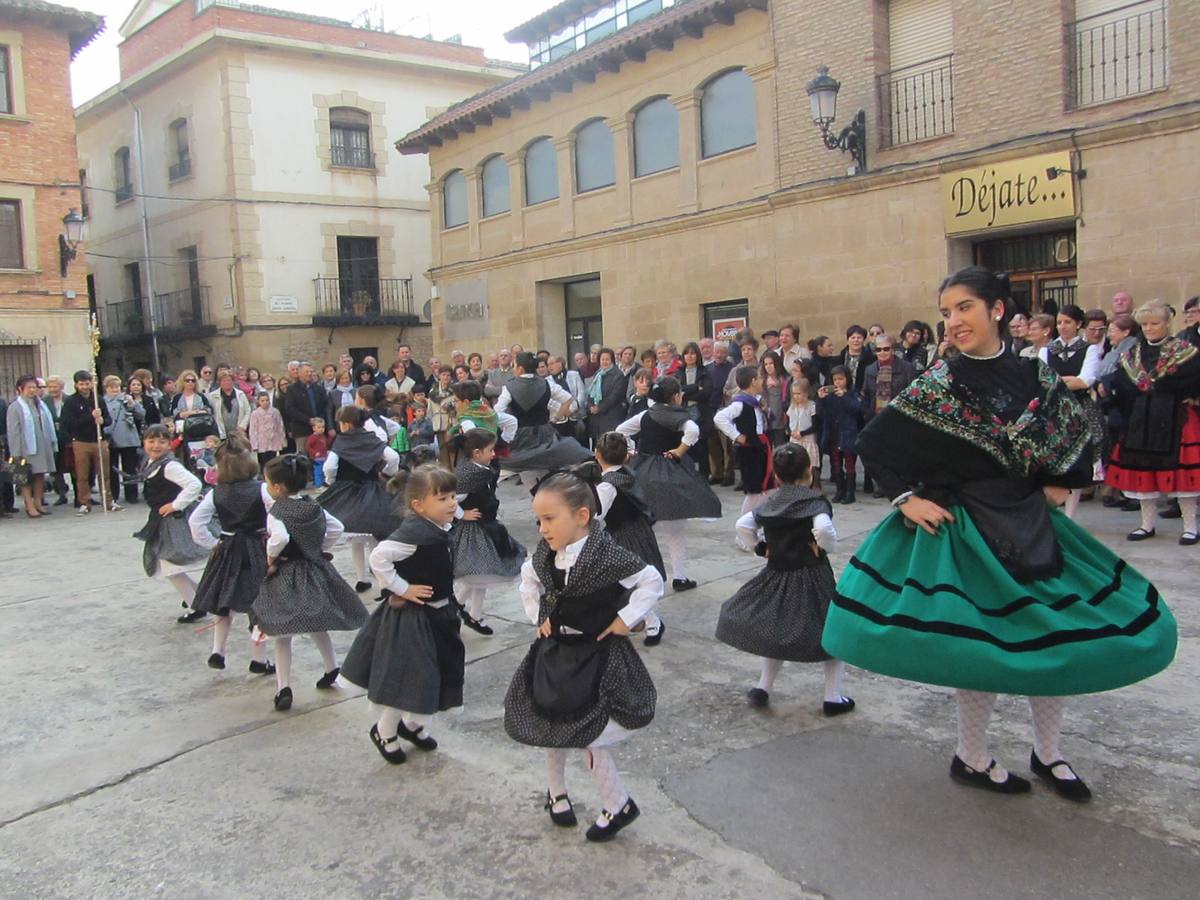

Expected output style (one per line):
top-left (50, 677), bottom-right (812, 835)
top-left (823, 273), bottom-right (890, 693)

top-left (485, 348), bottom-right (516, 401)
top-left (761, 329), bottom-right (781, 355)
top-left (1110, 291), bottom-right (1133, 318)
top-left (284, 363), bottom-right (328, 440)
top-left (861, 335), bottom-right (917, 496)
top-left (60, 370), bottom-right (114, 515)
top-left (42, 376), bottom-right (71, 505)
top-left (706, 341), bottom-right (736, 486)
top-left (394, 343), bottom-right (425, 388)
top-left (699, 337), bottom-right (715, 364)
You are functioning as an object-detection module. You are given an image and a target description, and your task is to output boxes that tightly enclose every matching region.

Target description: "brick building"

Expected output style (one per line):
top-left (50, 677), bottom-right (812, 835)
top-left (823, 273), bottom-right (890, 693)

top-left (76, 0), bottom-right (523, 381)
top-left (0, 0), bottom-right (102, 387)
top-left (397, 0), bottom-right (1199, 359)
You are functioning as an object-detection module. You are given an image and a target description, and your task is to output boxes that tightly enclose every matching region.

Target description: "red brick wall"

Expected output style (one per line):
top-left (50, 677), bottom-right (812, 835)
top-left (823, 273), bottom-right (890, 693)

top-left (119, 3), bottom-right (491, 80)
top-left (0, 19), bottom-right (88, 307)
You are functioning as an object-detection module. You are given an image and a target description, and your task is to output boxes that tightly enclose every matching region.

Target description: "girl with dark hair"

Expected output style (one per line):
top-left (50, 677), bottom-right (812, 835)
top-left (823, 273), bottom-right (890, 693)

top-left (187, 437), bottom-right (276, 674)
top-left (617, 376), bottom-right (722, 594)
top-left (678, 341), bottom-right (713, 477)
top-left (503, 471), bottom-right (664, 842)
top-left (1041, 304), bottom-right (1105, 519)
top-left (451, 429), bottom-right (527, 636)
top-left (255, 455), bottom-right (368, 712)
top-left (717, 443), bottom-right (852, 714)
top-left (759, 350), bottom-right (788, 446)
top-left (318, 405), bottom-right (402, 594)
top-left (837, 324), bottom-right (877, 393)
top-left (343, 464), bottom-right (466, 765)
top-left (823, 265), bottom-right (1177, 800)
top-left (819, 366), bottom-right (864, 504)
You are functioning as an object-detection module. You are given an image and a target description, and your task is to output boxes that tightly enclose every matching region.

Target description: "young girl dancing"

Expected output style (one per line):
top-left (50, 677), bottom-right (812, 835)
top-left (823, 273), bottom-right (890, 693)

top-left (715, 443), bottom-right (853, 715)
top-left (132, 424), bottom-right (211, 624)
top-left (318, 406), bottom-right (401, 594)
top-left (254, 455), bottom-right (369, 712)
top-left (616, 375), bottom-right (722, 594)
top-left (187, 437), bottom-right (275, 673)
top-left (504, 471), bottom-right (664, 842)
top-left (590, 431), bottom-right (666, 591)
top-left (452, 429), bottom-right (527, 636)
top-left (341, 464), bottom-right (465, 765)
top-left (714, 366), bottom-right (773, 548)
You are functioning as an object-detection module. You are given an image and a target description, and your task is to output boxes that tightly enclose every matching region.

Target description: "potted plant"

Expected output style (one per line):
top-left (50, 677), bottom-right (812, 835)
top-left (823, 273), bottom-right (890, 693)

top-left (350, 290), bottom-right (371, 317)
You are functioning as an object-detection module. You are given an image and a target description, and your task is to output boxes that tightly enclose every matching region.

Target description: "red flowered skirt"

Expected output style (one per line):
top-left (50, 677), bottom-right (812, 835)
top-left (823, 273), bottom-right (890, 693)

top-left (1105, 405), bottom-right (1200, 495)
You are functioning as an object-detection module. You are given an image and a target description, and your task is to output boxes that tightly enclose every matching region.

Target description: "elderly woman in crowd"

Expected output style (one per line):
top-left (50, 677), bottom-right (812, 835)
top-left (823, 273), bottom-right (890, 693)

top-left (207, 370), bottom-right (251, 440)
top-left (5, 375), bottom-right (56, 517)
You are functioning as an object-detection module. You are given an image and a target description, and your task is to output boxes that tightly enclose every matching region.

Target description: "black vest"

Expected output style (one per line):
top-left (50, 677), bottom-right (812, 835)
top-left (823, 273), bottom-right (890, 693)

top-left (271, 496), bottom-right (326, 562)
top-left (507, 378), bottom-right (551, 427)
top-left (387, 516), bottom-right (454, 601)
top-left (458, 464), bottom-right (500, 521)
top-left (214, 481), bottom-right (267, 534)
top-left (548, 566), bottom-right (632, 637)
top-left (143, 462), bottom-right (182, 510)
top-left (638, 406), bottom-right (692, 455)
top-left (759, 516), bottom-right (827, 570)
top-left (601, 467), bottom-right (656, 529)
top-left (734, 400), bottom-right (760, 438)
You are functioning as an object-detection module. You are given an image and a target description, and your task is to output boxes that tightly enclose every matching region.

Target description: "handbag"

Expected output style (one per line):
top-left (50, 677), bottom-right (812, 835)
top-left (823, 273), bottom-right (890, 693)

top-left (0, 457), bottom-right (32, 488)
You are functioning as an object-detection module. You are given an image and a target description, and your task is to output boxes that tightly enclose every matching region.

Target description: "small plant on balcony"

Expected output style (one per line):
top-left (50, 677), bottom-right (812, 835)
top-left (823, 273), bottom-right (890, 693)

top-left (124, 310), bottom-right (145, 333)
top-left (350, 290), bottom-right (371, 317)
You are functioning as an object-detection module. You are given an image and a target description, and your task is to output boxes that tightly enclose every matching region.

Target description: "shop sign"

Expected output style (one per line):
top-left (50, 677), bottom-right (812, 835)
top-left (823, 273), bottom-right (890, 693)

top-left (712, 316), bottom-right (747, 341)
top-left (942, 151), bottom-right (1075, 235)
top-left (440, 278), bottom-right (489, 342)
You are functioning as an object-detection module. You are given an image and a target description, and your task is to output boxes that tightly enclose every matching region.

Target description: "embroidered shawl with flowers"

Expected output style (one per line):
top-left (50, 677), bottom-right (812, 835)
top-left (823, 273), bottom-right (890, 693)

top-left (1119, 336), bottom-right (1199, 393)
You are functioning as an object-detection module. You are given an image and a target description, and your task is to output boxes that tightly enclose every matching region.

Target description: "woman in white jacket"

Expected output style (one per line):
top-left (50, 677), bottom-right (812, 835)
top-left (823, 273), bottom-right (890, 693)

top-left (207, 372), bottom-right (251, 439)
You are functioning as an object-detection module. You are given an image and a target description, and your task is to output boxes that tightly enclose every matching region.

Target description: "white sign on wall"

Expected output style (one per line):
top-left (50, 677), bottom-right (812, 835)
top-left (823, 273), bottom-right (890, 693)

top-left (268, 295), bottom-right (299, 313)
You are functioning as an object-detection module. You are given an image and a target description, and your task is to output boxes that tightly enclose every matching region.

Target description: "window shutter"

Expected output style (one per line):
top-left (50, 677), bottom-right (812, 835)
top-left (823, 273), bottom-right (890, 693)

top-left (888, 0), bottom-right (953, 70)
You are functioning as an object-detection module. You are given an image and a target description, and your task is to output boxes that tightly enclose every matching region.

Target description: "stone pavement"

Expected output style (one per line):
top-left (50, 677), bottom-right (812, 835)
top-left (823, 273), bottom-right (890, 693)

top-left (0, 483), bottom-right (1196, 899)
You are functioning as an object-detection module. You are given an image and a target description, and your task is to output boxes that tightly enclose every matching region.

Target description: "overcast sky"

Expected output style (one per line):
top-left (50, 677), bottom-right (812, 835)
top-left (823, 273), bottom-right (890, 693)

top-left (69, 0), bottom-right (551, 105)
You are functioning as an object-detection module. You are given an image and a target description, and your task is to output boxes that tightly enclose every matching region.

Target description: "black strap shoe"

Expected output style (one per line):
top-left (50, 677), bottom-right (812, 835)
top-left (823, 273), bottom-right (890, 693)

top-left (1030, 751), bottom-right (1092, 802)
top-left (643, 620), bottom-right (665, 647)
top-left (178, 609), bottom-right (207, 624)
top-left (671, 578), bottom-right (697, 592)
top-left (822, 697), bottom-right (856, 717)
top-left (368, 724), bottom-right (407, 764)
top-left (544, 791), bottom-right (577, 827)
top-left (950, 756), bottom-right (1031, 794)
top-left (207, 653), bottom-right (225, 670)
top-left (1126, 527), bottom-right (1156, 541)
top-left (316, 667), bottom-right (340, 689)
top-left (354, 580), bottom-right (372, 593)
top-left (747, 688), bottom-right (769, 708)
top-left (396, 719), bottom-right (438, 751)
top-left (460, 609), bottom-right (494, 635)
top-left (273, 687), bottom-right (293, 712)
top-left (248, 660), bottom-right (276, 675)
top-left (585, 797), bottom-right (640, 842)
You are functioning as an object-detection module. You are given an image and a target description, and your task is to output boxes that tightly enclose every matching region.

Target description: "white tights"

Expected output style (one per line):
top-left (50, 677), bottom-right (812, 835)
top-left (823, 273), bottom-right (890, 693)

top-left (273, 632), bottom-right (338, 690)
top-left (1139, 496), bottom-right (1199, 533)
top-left (955, 690), bottom-right (1073, 781)
top-left (167, 573), bottom-right (197, 607)
top-left (455, 581), bottom-right (487, 619)
top-left (212, 613), bottom-right (267, 663)
top-left (349, 536), bottom-right (377, 585)
top-left (756, 657), bottom-right (848, 703)
top-left (545, 747), bottom-right (630, 822)
top-left (1064, 489), bottom-right (1082, 520)
top-left (377, 705), bottom-right (433, 740)
top-left (655, 520), bottom-right (688, 581)
top-left (736, 492), bottom-right (771, 549)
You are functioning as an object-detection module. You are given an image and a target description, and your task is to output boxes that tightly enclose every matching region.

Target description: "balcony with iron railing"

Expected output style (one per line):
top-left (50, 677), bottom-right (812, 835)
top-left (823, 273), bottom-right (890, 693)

top-left (312, 276), bottom-right (416, 325)
top-left (169, 156), bottom-right (192, 181)
top-left (331, 145), bottom-right (376, 169)
top-left (877, 54), bottom-right (954, 149)
top-left (1067, 0), bottom-right (1167, 109)
top-left (99, 287), bottom-right (215, 346)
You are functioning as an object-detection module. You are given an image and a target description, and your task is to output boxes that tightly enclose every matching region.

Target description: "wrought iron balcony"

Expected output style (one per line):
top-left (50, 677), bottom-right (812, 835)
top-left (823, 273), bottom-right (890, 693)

top-left (877, 54), bottom-right (954, 149)
top-left (169, 157), bottom-right (192, 181)
top-left (312, 276), bottom-right (416, 325)
top-left (99, 287), bottom-right (215, 346)
top-left (1067, 0), bottom-right (1167, 109)
top-left (330, 145), bottom-right (376, 169)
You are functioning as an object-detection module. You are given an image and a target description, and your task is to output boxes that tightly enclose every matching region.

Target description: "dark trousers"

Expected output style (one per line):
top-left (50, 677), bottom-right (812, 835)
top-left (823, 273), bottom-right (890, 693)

top-left (257, 451), bottom-right (278, 470)
top-left (111, 445), bottom-right (142, 501)
top-left (830, 449), bottom-right (858, 484)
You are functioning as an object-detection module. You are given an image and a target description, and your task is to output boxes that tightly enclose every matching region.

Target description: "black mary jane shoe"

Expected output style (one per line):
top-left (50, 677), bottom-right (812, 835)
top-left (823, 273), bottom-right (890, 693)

top-left (248, 660), bottom-right (276, 675)
top-left (368, 724), bottom-right (407, 765)
top-left (822, 696), bottom-right (856, 717)
top-left (545, 791), bottom-right (578, 827)
top-left (643, 620), bottom-right (665, 647)
top-left (949, 756), bottom-right (1031, 794)
top-left (178, 609), bottom-right (207, 624)
top-left (585, 797), bottom-right (640, 843)
top-left (460, 609), bottom-right (494, 636)
top-left (396, 719), bottom-right (438, 751)
top-left (1126, 527), bottom-right (1156, 542)
top-left (207, 653), bottom-right (226, 670)
top-left (316, 667), bottom-right (340, 689)
top-left (747, 688), bottom-right (769, 708)
top-left (354, 580), bottom-right (372, 593)
top-left (273, 687), bottom-right (293, 712)
top-left (1179, 531), bottom-right (1199, 546)
top-left (1030, 751), bottom-right (1092, 802)
top-left (671, 578), bottom-right (697, 592)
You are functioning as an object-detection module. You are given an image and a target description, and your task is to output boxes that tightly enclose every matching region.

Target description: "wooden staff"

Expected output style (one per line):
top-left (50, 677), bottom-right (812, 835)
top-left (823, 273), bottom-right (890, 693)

top-left (88, 313), bottom-right (109, 515)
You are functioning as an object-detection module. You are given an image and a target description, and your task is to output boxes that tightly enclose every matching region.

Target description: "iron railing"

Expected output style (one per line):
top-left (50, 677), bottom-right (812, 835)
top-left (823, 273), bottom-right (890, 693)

top-left (312, 276), bottom-right (415, 321)
top-left (331, 145), bottom-right (375, 169)
top-left (168, 157), bottom-right (191, 181)
top-left (877, 54), bottom-right (954, 149)
top-left (100, 287), bottom-right (211, 339)
top-left (1067, 0), bottom-right (1167, 109)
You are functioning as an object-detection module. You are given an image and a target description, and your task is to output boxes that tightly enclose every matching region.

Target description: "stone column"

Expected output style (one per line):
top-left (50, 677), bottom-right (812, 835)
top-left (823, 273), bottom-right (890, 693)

top-left (426, 180), bottom-right (444, 269)
top-left (465, 169), bottom-right (481, 257)
top-left (506, 153), bottom-right (525, 249)
top-left (673, 92), bottom-right (700, 214)
top-left (554, 135), bottom-right (575, 238)
top-left (746, 62), bottom-right (778, 195)
top-left (609, 115), bottom-right (633, 228)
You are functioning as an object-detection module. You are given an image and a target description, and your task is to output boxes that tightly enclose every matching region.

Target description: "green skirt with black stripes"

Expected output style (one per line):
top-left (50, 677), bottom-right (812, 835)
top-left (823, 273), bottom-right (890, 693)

top-left (822, 507), bottom-right (1177, 696)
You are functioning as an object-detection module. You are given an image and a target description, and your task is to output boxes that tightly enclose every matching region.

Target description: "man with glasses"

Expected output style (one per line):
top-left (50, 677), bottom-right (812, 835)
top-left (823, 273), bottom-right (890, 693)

top-left (861, 336), bottom-right (917, 497)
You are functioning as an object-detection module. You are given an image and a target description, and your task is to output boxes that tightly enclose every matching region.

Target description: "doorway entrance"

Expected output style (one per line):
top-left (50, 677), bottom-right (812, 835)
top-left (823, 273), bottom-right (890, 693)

top-left (564, 277), bottom-right (602, 362)
top-left (974, 228), bottom-right (1077, 316)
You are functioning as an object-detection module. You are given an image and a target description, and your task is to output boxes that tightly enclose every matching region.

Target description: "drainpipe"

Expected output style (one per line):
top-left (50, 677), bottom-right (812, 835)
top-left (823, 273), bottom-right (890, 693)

top-left (119, 89), bottom-right (161, 383)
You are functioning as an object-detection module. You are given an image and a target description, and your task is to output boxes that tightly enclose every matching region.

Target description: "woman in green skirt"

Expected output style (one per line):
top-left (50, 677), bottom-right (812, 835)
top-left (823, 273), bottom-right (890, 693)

top-left (822, 266), bottom-right (1177, 801)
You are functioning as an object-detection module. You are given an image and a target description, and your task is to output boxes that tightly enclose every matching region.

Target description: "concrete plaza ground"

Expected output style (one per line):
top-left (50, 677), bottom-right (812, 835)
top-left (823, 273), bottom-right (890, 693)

top-left (0, 482), bottom-right (1197, 899)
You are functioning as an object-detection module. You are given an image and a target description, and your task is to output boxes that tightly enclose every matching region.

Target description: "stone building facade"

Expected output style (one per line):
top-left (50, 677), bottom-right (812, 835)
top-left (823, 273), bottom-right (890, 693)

top-left (398, 0), bottom-right (1199, 359)
top-left (0, 0), bottom-right (102, 386)
top-left (76, 0), bottom-right (522, 381)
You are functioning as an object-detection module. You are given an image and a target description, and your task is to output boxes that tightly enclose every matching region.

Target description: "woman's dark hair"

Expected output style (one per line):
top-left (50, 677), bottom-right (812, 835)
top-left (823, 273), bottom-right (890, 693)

top-left (461, 428), bottom-right (497, 456)
top-left (453, 365), bottom-right (470, 381)
top-left (681, 341), bottom-right (701, 365)
top-left (264, 454), bottom-right (310, 494)
top-left (845, 325), bottom-right (867, 339)
top-left (735, 365), bottom-right (759, 390)
top-left (901, 320), bottom-right (924, 340)
top-left (515, 352), bottom-right (537, 373)
top-left (1110, 314), bottom-right (1139, 337)
top-left (1185, 295), bottom-right (1199, 312)
top-left (938, 266), bottom-right (1014, 335)
top-left (598, 347), bottom-right (616, 366)
top-left (1084, 308), bottom-right (1108, 325)
top-left (335, 405), bottom-right (364, 427)
top-left (829, 365), bottom-right (850, 382)
top-left (216, 436), bottom-right (259, 484)
top-left (650, 375), bottom-right (681, 403)
top-left (739, 337), bottom-right (760, 353)
top-left (1057, 304), bottom-right (1086, 325)
top-left (355, 365), bottom-right (375, 384)
top-left (468, 351), bottom-right (483, 365)
top-left (15, 374), bottom-right (37, 391)
top-left (142, 424), bottom-right (172, 442)
top-left (534, 470), bottom-right (597, 517)
top-left (807, 335), bottom-right (829, 354)
top-left (640, 349), bottom-right (655, 364)
top-left (438, 365), bottom-right (453, 377)
top-left (451, 380), bottom-right (482, 402)
top-left (773, 443), bottom-right (812, 484)
top-left (760, 350), bottom-right (783, 378)
top-left (593, 431), bottom-right (630, 466)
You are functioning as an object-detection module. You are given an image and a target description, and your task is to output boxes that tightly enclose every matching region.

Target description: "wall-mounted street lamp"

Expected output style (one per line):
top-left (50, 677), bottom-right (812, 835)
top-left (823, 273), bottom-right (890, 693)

top-left (805, 66), bottom-right (867, 174)
top-left (58, 208), bottom-right (87, 277)
top-left (1046, 165), bottom-right (1086, 181)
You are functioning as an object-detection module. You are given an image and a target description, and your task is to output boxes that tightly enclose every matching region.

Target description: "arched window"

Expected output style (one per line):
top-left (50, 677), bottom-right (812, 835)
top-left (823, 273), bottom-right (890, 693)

top-left (524, 137), bottom-right (558, 206)
top-left (632, 97), bottom-right (678, 177)
top-left (574, 119), bottom-right (614, 193)
top-left (700, 69), bottom-right (756, 158)
top-left (330, 107), bottom-right (373, 169)
top-left (443, 170), bottom-right (467, 228)
top-left (480, 154), bottom-right (510, 217)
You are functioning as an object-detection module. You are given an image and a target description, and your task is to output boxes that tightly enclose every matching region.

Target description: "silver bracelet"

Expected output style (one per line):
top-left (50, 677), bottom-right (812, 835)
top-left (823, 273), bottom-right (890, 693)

top-left (891, 491), bottom-right (914, 507)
